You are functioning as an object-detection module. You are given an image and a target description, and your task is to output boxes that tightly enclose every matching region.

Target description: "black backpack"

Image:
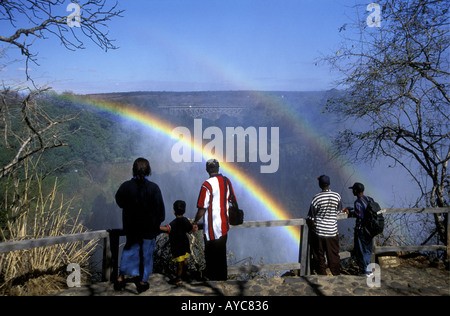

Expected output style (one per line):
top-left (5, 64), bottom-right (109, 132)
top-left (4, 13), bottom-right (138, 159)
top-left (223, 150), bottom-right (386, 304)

top-left (361, 196), bottom-right (384, 238)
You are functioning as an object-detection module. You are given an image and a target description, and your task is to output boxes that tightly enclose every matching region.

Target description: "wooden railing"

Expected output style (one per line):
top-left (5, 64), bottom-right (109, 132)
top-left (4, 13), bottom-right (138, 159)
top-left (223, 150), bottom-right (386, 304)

top-left (0, 230), bottom-right (112, 280)
top-left (372, 207), bottom-right (449, 256)
top-left (228, 219), bottom-right (309, 276)
top-left (0, 207), bottom-right (448, 282)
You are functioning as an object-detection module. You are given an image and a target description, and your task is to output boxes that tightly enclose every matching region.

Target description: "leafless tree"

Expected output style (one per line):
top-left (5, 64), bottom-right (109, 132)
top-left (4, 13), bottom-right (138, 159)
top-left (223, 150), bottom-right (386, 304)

top-left (323, 0), bottom-right (449, 244)
top-left (0, 86), bottom-right (77, 179)
top-left (1, 0), bottom-right (124, 80)
top-left (0, 1), bottom-right (123, 179)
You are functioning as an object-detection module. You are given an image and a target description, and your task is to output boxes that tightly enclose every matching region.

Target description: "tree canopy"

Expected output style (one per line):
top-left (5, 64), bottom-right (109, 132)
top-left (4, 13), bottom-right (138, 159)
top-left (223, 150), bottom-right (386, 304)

top-left (324, 0), bottom-right (449, 243)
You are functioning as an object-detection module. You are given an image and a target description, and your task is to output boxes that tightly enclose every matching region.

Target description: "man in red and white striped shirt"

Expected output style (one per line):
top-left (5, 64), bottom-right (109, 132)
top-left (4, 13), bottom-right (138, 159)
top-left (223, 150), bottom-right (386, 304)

top-left (193, 159), bottom-right (237, 281)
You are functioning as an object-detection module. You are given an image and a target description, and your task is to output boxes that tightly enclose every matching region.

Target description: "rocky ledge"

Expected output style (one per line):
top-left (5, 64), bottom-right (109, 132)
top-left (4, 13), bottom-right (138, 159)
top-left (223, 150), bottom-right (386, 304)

top-left (55, 264), bottom-right (449, 296)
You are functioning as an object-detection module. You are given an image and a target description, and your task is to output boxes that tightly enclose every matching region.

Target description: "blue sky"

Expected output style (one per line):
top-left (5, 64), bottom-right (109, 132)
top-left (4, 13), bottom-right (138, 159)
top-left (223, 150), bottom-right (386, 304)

top-left (2, 0), bottom-right (370, 94)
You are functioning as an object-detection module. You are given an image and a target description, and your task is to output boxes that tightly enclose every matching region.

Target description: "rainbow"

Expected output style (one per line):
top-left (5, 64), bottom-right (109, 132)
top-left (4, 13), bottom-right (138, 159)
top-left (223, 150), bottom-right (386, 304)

top-left (143, 31), bottom-right (373, 195)
top-left (124, 30), bottom-right (374, 202)
top-left (66, 95), bottom-right (301, 245)
top-left (144, 29), bottom-right (368, 195)
top-left (242, 91), bottom-right (375, 195)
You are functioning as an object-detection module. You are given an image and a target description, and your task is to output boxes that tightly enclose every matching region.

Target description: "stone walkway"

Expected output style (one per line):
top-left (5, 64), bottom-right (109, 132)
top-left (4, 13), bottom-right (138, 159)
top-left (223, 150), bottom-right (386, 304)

top-left (55, 265), bottom-right (449, 296)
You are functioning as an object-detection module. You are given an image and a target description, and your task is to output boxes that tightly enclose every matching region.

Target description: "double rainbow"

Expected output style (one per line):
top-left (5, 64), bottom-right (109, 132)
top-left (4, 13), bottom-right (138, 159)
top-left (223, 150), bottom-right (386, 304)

top-left (67, 95), bottom-right (301, 244)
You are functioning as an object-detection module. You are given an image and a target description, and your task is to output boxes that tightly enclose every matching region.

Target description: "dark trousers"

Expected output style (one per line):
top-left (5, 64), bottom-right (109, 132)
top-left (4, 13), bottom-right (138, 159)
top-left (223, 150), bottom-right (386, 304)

top-left (310, 233), bottom-right (340, 275)
top-left (204, 234), bottom-right (228, 281)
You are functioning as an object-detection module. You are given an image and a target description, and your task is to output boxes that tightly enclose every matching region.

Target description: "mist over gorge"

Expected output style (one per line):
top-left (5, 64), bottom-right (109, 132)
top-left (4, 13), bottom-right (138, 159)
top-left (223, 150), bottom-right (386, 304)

top-left (28, 90), bottom-right (417, 266)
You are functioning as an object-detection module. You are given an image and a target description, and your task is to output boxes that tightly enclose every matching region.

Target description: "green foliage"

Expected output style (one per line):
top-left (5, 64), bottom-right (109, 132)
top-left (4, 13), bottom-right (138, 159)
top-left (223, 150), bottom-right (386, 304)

top-left (36, 96), bottom-right (141, 169)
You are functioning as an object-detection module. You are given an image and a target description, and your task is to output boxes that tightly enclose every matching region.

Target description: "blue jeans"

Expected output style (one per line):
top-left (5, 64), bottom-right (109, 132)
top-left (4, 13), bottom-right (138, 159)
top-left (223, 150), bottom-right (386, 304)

top-left (119, 238), bottom-right (156, 282)
top-left (354, 229), bottom-right (373, 274)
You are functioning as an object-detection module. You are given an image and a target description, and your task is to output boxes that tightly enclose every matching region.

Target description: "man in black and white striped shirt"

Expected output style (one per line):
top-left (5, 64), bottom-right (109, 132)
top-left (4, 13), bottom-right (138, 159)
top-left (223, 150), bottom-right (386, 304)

top-left (307, 175), bottom-right (343, 275)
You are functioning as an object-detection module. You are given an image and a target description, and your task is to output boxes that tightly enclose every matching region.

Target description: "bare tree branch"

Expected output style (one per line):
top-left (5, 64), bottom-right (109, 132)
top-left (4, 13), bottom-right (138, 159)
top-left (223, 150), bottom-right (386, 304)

top-left (0, 86), bottom-right (78, 179)
top-left (0, 1), bottom-right (123, 178)
top-left (322, 0), bottom-right (449, 244)
top-left (0, 0), bottom-right (124, 80)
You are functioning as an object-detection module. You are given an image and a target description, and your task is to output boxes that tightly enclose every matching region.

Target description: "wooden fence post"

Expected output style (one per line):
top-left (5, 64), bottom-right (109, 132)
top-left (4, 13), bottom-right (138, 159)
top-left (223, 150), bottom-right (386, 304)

top-left (446, 213), bottom-right (449, 267)
top-left (298, 222), bottom-right (310, 276)
top-left (102, 234), bottom-right (112, 282)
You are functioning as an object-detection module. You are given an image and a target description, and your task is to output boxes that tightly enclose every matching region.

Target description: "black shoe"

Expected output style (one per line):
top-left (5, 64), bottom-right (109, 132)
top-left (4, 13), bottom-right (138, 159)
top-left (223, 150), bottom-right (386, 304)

top-left (135, 281), bottom-right (149, 294)
top-left (114, 279), bottom-right (125, 291)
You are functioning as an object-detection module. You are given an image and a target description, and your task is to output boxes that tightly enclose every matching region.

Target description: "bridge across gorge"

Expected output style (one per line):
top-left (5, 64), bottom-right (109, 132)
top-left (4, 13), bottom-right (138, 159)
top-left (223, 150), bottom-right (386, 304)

top-left (0, 207), bottom-right (448, 283)
top-left (158, 105), bottom-right (245, 118)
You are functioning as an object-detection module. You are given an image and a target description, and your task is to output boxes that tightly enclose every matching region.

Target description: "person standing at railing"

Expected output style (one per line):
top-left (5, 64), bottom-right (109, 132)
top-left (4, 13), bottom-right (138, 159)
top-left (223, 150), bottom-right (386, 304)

top-left (346, 182), bottom-right (375, 277)
top-left (193, 159), bottom-right (238, 281)
top-left (160, 200), bottom-right (194, 286)
top-left (307, 175), bottom-right (343, 276)
top-left (114, 157), bottom-right (166, 293)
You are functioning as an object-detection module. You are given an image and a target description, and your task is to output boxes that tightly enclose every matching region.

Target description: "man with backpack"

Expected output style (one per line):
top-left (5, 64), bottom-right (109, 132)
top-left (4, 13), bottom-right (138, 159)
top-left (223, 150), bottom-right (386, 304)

top-left (346, 182), bottom-right (384, 277)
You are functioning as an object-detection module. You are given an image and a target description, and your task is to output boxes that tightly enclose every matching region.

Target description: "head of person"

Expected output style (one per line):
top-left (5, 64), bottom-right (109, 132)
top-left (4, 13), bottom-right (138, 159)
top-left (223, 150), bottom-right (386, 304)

top-left (349, 182), bottom-right (365, 197)
top-left (318, 175), bottom-right (330, 190)
top-left (173, 200), bottom-right (186, 216)
top-left (206, 159), bottom-right (220, 175)
top-left (132, 157), bottom-right (151, 184)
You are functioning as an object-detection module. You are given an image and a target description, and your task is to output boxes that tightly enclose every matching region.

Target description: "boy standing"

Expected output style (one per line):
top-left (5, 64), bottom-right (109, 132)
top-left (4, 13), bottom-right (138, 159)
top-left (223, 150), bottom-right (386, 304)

top-left (161, 200), bottom-right (194, 286)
